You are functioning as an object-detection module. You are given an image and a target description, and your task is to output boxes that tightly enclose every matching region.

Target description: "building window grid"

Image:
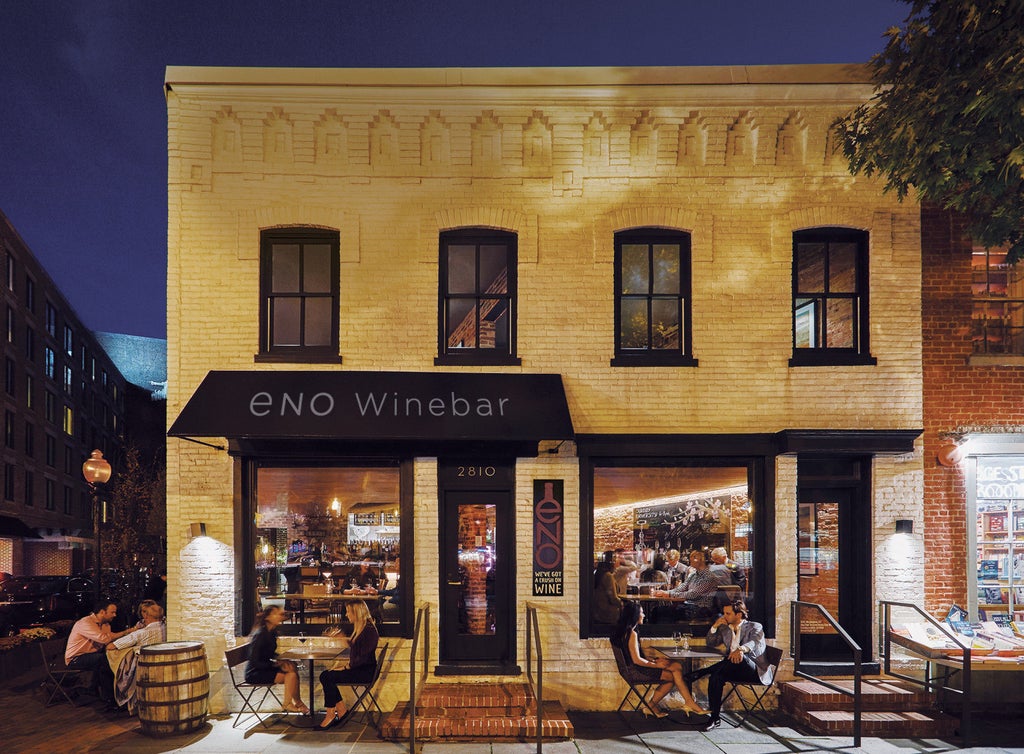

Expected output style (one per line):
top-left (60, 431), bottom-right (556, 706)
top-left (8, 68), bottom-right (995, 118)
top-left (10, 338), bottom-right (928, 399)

top-left (790, 228), bottom-right (874, 366)
top-left (972, 244), bottom-right (1024, 355)
top-left (436, 229), bottom-right (519, 365)
top-left (259, 229), bottom-right (341, 361)
top-left (612, 229), bottom-right (694, 366)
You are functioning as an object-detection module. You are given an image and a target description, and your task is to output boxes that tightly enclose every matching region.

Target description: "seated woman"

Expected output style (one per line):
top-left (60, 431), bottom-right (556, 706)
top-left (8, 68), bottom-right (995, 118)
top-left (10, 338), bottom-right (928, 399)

top-left (318, 600), bottom-right (380, 729)
top-left (640, 554), bottom-right (670, 585)
top-left (612, 601), bottom-right (709, 718)
top-left (245, 605), bottom-right (308, 714)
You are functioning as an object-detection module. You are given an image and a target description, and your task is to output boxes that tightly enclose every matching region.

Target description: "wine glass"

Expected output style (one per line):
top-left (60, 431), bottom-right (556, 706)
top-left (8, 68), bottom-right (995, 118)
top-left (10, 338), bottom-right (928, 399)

top-left (672, 631), bottom-right (682, 651)
top-left (298, 630), bottom-right (307, 645)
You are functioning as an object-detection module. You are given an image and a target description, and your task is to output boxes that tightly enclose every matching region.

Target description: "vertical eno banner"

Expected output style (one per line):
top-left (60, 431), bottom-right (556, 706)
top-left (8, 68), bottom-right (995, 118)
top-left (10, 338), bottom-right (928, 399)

top-left (533, 479), bottom-right (564, 596)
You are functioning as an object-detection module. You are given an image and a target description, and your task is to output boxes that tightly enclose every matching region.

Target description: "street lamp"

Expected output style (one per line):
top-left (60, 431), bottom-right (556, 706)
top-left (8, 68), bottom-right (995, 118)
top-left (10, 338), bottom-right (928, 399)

top-left (82, 449), bottom-right (112, 602)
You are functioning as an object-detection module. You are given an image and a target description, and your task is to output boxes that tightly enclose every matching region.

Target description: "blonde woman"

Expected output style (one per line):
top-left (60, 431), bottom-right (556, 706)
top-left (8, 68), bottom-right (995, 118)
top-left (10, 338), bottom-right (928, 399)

top-left (317, 600), bottom-right (379, 730)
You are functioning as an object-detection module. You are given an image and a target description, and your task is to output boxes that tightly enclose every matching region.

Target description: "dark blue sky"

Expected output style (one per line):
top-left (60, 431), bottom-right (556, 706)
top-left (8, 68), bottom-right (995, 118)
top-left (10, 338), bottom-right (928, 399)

top-left (0, 0), bottom-right (907, 339)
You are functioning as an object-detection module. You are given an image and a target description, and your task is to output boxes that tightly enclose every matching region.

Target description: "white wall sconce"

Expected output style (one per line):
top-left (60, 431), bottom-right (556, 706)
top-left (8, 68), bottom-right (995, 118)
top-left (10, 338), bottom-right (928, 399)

top-left (189, 522), bottom-right (208, 539)
top-left (895, 519), bottom-right (914, 535)
top-left (937, 438), bottom-right (964, 467)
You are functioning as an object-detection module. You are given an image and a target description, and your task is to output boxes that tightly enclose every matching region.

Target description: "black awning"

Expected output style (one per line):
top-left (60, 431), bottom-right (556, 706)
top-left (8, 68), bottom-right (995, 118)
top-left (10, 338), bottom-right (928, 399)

top-left (169, 370), bottom-right (574, 443)
top-left (0, 515), bottom-right (43, 539)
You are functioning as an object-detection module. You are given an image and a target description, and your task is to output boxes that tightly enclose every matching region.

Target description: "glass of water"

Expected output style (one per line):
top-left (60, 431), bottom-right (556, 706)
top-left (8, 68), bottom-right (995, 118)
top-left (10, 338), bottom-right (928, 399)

top-left (683, 633), bottom-right (692, 651)
top-left (672, 631), bottom-right (682, 650)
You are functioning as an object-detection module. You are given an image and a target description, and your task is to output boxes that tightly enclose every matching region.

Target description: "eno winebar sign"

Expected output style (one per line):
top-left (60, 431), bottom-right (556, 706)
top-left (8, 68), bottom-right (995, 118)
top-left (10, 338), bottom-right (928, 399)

top-left (169, 370), bottom-right (573, 442)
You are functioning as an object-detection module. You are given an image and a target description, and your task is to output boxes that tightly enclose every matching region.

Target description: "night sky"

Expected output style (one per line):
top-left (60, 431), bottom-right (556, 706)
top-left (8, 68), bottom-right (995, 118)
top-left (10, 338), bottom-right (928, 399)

top-left (0, 0), bottom-right (908, 339)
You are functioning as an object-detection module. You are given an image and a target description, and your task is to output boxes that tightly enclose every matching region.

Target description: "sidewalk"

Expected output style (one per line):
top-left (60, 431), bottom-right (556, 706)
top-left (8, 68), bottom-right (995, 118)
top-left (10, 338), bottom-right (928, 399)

top-left (6, 669), bottom-right (1023, 753)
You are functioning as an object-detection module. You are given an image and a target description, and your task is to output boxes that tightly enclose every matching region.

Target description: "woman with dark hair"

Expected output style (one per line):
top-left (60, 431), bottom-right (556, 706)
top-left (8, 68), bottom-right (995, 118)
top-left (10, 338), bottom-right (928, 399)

top-left (317, 599), bottom-right (380, 729)
top-left (592, 551), bottom-right (621, 623)
top-left (612, 601), bottom-right (708, 717)
top-left (245, 605), bottom-right (307, 714)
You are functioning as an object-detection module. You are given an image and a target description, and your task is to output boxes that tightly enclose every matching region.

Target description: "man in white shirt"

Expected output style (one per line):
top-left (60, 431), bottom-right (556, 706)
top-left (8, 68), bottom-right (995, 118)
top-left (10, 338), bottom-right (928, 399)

top-left (699, 599), bottom-right (773, 730)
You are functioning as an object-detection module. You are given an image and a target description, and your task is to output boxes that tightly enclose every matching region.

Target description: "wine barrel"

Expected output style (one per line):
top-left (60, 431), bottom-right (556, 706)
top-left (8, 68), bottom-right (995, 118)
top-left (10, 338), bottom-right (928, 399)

top-left (137, 641), bottom-right (210, 737)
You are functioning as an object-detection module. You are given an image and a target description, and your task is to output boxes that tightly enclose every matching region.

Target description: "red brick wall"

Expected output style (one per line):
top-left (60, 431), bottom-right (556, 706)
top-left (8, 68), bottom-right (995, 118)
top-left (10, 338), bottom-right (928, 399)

top-left (921, 203), bottom-right (1024, 612)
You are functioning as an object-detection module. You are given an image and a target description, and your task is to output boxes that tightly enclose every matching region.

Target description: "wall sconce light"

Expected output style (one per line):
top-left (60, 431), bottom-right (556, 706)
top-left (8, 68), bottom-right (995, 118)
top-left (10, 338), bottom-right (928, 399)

top-left (895, 519), bottom-right (914, 535)
top-left (937, 438), bottom-right (964, 467)
top-left (189, 522), bottom-right (207, 539)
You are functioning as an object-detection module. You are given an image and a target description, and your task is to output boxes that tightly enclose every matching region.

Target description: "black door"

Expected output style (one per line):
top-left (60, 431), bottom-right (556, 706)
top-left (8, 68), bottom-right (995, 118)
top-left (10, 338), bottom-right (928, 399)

top-left (797, 476), bottom-right (872, 662)
top-left (438, 461), bottom-right (516, 671)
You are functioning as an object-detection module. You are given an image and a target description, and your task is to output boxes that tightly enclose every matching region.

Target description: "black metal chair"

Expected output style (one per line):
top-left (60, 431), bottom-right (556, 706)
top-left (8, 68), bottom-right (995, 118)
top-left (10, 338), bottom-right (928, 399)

top-left (39, 640), bottom-right (86, 707)
top-left (335, 642), bottom-right (389, 729)
top-left (611, 644), bottom-right (663, 719)
top-left (225, 642), bottom-right (284, 729)
top-left (720, 644), bottom-right (784, 727)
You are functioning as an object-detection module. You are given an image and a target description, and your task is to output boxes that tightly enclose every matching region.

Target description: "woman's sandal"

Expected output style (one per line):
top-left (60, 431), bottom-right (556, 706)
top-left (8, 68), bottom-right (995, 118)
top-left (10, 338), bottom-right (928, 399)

top-left (283, 701), bottom-right (310, 714)
top-left (681, 702), bottom-right (711, 717)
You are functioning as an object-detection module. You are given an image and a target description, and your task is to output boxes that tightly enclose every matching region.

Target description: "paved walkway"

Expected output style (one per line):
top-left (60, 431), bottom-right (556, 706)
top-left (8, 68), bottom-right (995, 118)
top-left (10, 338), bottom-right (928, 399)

top-left (6, 667), bottom-right (1024, 753)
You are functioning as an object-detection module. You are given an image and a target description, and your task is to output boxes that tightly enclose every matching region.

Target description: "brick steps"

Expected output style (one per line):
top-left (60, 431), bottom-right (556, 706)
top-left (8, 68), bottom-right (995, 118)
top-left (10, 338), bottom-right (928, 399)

top-left (380, 682), bottom-right (573, 742)
top-left (780, 676), bottom-right (959, 738)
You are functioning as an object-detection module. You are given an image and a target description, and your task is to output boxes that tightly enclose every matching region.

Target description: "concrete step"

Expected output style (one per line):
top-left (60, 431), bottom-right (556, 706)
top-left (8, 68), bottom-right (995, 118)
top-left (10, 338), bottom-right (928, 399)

top-left (380, 683), bottom-right (573, 742)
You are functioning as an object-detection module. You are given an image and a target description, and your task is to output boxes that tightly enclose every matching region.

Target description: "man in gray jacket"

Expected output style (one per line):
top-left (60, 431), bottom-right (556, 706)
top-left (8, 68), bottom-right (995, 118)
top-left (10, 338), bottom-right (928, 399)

top-left (699, 599), bottom-right (773, 730)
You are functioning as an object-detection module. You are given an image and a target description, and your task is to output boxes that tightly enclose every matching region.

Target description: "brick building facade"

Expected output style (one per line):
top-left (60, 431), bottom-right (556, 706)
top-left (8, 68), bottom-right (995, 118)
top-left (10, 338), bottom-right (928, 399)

top-left (165, 65), bottom-right (926, 711)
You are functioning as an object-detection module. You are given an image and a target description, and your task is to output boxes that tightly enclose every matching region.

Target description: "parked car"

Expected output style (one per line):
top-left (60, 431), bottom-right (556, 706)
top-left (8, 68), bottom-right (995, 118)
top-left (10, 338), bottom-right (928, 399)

top-left (0, 575), bottom-right (94, 636)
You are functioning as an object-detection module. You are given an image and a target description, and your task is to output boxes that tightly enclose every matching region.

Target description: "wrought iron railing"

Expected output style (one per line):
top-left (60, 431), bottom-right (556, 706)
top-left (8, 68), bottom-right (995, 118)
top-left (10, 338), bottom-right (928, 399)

top-left (525, 603), bottom-right (544, 753)
top-left (790, 600), bottom-right (862, 747)
top-left (408, 602), bottom-right (430, 753)
top-left (879, 600), bottom-right (971, 745)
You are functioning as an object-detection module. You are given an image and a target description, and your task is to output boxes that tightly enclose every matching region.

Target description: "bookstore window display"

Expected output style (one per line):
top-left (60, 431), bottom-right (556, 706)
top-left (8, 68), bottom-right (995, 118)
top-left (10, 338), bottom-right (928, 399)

top-left (975, 456), bottom-right (1024, 621)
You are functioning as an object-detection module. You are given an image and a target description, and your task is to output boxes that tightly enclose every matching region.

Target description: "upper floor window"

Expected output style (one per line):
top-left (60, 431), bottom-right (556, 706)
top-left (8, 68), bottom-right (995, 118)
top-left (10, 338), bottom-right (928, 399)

top-left (6, 254), bottom-right (14, 292)
top-left (64, 325), bottom-right (74, 356)
top-left (44, 347), bottom-right (55, 379)
top-left (25, 276), bottom-right (34, 313)
top-left (612, 229), bottom-right (695, 366)
top-left (972, 243), bottom-right (1024, 356)
top-left (6, 306), bottom-right (13, 344)
top-left (436, 229), bottom-right (519, 366)
top-left (45, 302), bottom-right (56, 337)
top-left (790, 228), bottom-right (875, 367)
top-left (258, 229), bottom-right (340, 363)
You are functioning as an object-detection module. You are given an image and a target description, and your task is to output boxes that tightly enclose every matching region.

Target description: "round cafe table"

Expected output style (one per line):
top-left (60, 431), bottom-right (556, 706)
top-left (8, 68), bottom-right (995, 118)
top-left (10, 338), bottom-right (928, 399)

top-left (278, 645), bottom-right (347, 727)
top-left (650, 645), bottom-right (721, 677)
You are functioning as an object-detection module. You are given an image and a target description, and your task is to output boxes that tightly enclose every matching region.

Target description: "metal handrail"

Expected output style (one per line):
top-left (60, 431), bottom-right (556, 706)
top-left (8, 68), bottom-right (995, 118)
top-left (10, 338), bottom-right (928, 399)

top-left (879, 600), bottom-right (971, 745)
top-left (408, 602), bottom-right (431, 754)
top-left (790, 600), bottom-right (862, 747)
top-left (525, 603), bottom-right (543, 753)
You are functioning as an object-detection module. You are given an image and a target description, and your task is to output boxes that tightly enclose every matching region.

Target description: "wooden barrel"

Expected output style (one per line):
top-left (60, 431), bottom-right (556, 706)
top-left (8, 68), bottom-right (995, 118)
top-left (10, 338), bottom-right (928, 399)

top-left (137, 641), bottom-right (210, 737)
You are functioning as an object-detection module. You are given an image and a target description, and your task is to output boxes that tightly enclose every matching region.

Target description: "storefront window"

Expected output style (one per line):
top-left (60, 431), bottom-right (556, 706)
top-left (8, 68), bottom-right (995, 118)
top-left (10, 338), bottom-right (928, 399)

top-left (590, 464), bottom-right (752, 634)
top-left (974, 456), bottom-right (1024, 620)
top-left (253, 464), bottom-right (403, 630)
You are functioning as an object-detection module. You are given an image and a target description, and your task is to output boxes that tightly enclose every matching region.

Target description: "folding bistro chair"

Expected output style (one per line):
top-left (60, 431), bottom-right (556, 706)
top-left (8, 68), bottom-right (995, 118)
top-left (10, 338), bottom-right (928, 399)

top-left (39, 640), bottom-right (86, 707)
top-left (720, 644), bottom-right (784, 727)
top-left (337, 642), bottom-right (389, 729)
top-left (225, 643), bottom-right (284, 729)
top-left (611, 644), bottom-right (663, 719)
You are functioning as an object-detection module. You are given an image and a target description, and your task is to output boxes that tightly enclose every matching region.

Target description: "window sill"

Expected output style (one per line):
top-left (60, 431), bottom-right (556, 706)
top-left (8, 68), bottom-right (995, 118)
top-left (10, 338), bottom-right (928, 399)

top-left (610, 355), bottom-right (698, 368)
top-left (254, 353), bottom-right (343, 364)
top-left (789, 351), bottom-right (876, 367)
top-left (968, 353), bottom-right (1024, 367)
top-left (434, 355), bottom-right (522, 367)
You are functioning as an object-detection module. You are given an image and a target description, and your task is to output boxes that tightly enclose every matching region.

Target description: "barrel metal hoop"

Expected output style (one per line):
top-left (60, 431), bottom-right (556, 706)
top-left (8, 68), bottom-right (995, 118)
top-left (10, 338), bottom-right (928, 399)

top-left (137, 673), bottom-right (211, 688)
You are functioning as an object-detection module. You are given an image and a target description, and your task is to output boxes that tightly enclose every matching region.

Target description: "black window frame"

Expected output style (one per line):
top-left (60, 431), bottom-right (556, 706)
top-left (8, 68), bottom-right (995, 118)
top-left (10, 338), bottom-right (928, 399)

top-left (790, 228), bottom-right (876, 367)
top-left (435, 229), bottom-right (520, 367)
top-left (257, 228), bottom-right (341, 364)
top-left (612, 229), bottom-right (697, 367)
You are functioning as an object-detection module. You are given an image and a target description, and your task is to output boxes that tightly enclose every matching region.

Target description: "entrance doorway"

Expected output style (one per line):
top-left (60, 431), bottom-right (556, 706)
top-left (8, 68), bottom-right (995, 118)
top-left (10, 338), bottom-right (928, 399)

top-left (796, 457), bottom-right (872, 663)
top-left (438, 462), bottom-right (517, 673)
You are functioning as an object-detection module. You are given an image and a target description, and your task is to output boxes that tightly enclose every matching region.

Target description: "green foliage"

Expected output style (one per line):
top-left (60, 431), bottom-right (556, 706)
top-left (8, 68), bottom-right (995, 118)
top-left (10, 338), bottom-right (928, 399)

top-left (833, 0), bottom-right (1024, 262)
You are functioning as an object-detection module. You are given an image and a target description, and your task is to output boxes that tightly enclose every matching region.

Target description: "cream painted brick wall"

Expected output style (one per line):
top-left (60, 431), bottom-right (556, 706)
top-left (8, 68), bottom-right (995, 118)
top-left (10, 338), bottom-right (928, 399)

top-left (166, 69), bottom-right (924, 707)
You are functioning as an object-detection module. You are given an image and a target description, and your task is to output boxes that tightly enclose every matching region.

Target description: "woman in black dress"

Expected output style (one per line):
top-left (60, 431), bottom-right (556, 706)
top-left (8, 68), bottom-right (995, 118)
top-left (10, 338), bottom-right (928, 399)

top-left (245, 605), bottom-right (307, 714)
top-left (317, 600), bottom-right (380, 729)
top-left (612, 601), bottom-right (708, 717)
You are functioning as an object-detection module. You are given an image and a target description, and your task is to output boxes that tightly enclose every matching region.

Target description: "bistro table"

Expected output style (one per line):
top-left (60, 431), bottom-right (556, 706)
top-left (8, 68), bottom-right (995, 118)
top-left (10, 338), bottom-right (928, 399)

top-left (283, 593), bottom-right (381, 627)
top-left (279, 644), bottom-right (348, 727)
top-left (650, 645), bottom-right (721, 678)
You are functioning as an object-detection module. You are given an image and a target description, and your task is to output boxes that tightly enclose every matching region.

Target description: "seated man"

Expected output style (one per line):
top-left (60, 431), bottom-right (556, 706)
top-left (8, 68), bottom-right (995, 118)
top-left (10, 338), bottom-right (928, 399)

top-left (652, 549), bottom-right (718, 619)
top-left (709, 547), bottom-right (747, 591)
top-left (107, 601), bottom-right (167, 712)
top-left (696, 599), bottom-right (774, 730)
top-left (65, 599), bottom-right (138, 706)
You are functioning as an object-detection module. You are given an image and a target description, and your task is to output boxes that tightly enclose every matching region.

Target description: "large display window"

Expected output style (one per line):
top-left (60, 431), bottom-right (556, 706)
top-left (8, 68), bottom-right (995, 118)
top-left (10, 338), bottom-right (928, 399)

top-left (973, 456), bottom-right (1024, 620)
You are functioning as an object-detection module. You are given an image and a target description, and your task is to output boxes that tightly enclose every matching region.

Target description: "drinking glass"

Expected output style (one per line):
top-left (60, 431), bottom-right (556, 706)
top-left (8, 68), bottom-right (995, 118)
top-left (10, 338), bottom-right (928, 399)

top-left (682, 633), bottom-right (692, 651)
top-left (298, 631), bottom-right (307, 645)
top-left (672, 631), bottom-right (682, 650)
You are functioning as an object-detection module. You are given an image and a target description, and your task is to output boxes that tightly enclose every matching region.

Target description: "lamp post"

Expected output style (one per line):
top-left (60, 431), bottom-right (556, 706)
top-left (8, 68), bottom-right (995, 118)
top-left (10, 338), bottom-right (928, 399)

top-left (82, 449), bottom-right (112, 602)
